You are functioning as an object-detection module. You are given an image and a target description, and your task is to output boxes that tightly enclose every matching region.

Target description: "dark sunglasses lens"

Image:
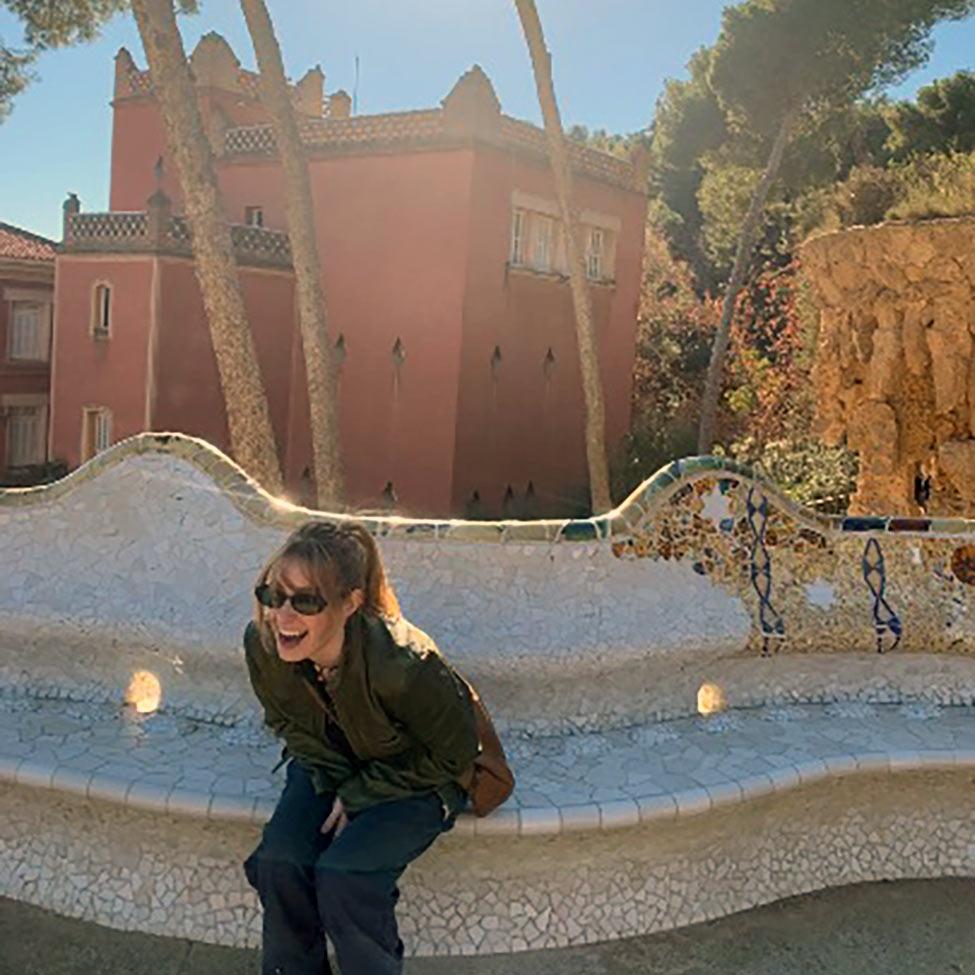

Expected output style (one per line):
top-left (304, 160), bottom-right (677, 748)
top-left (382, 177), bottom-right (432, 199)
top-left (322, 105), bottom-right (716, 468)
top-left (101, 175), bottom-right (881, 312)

top-left (255, 584), bottom-right (282, 609)
top-left (291, 592), bottom-right (327, 615)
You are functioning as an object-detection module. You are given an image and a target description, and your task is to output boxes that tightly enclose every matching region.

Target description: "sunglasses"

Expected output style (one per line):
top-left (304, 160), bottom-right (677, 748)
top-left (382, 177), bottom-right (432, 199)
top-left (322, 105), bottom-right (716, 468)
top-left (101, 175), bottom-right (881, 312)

top-left (255, 583), bottom-right (328, 616)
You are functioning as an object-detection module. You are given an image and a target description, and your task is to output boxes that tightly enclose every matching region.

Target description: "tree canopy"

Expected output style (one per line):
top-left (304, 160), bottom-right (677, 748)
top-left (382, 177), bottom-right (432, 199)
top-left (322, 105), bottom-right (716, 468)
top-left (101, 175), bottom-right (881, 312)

top-left (0, 0), bottom-right (194, 119)
top-left (886, 69), bottom-right (975, 157)
top-left (709, 0), bottom-right (975, 135)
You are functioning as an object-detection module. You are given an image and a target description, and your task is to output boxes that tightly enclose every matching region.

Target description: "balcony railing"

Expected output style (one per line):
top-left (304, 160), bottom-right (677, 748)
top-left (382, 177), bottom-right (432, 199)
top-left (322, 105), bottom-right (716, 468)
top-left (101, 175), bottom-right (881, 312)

top-left (64, 211), bottom-right (292, 269)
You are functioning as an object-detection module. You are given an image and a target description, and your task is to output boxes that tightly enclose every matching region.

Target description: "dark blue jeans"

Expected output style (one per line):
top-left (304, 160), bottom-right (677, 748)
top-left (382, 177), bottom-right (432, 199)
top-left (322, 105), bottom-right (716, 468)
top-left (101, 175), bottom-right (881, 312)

top-left (244, 761), bottom-right (454, 975)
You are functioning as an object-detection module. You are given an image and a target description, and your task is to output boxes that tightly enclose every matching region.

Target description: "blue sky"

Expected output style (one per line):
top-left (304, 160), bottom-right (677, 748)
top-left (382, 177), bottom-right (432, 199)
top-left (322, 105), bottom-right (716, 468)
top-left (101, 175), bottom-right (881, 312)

top-left (1, 0), bottom-right (974, 240)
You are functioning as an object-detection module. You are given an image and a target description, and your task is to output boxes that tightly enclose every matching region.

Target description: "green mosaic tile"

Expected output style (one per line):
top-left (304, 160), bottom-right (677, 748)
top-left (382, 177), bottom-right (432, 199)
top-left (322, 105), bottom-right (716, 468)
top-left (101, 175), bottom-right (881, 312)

top-left (442, 523), bottom-right (505, 543)
top-left (558, 520), bottom-right (599, 542)
top-left (928, 518), bottom-right (975, 535)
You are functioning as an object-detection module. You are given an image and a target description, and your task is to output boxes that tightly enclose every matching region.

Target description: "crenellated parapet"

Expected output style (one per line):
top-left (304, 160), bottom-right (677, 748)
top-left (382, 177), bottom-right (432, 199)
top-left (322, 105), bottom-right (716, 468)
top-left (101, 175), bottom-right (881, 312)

top-left (113, 34), bottom-right (333, 120)
top-left (219, 60), bottom-right (645, 192)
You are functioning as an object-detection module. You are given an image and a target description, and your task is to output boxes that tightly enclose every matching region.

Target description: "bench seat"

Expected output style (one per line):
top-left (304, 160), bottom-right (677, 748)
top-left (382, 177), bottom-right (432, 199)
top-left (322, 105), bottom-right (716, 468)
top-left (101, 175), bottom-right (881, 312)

top-left (4, 692), bottom-right (974, 836)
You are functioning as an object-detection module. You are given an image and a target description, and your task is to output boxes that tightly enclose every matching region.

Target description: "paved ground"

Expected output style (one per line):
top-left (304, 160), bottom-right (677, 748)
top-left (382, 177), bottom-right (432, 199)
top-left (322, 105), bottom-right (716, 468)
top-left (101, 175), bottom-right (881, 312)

top-left (2, 878), bottom-right (974, 974)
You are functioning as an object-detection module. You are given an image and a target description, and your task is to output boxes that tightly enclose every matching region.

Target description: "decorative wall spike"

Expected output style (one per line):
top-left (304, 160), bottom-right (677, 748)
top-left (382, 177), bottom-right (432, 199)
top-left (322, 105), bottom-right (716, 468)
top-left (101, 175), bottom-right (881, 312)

top-left (502, 484), bottom-right (516, 518)
top-left (464, 489), bottom-right (483, 520)
top-left (490, 345), bottom-right (502, 377)
top-left (334, 333), bottom-right (346, 366)
top-left (380, 481), bottom-right (397, 508)
top-left (391, 337), bottom-right (406, 367)
top-left (543, 347), bottom-right (556, 379)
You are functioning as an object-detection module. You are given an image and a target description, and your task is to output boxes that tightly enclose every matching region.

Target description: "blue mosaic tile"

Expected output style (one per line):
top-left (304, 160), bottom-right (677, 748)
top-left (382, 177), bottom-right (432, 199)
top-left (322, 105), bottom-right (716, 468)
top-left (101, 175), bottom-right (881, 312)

top-left (719, 517), bottom-right (736, 533)
top-left (842, 516), bottom-right (888, 532)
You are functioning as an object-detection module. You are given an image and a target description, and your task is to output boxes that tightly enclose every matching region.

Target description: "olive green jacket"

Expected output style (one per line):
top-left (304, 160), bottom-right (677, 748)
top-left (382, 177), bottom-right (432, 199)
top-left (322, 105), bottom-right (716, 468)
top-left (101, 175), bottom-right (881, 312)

top-left (243, 612), bottom-right (478, 815)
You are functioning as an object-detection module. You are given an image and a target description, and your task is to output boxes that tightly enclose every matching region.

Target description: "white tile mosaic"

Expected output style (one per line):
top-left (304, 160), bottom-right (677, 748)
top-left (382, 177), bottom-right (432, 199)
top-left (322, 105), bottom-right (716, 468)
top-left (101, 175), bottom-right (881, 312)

top-left (3, 436), bottom-right (975, 955)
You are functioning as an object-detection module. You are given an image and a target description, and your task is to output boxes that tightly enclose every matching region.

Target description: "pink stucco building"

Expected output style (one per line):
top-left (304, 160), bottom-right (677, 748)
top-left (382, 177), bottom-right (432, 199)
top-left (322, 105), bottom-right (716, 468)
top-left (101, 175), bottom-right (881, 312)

top-left (50, 34), bottom-right (647, 516)
top-left (0, 222), bottom-right (56, 484)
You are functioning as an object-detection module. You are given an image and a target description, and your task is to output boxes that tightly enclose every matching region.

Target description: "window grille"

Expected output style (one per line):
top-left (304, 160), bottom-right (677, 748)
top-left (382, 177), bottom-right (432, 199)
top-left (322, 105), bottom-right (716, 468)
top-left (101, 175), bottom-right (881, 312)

top-left (586, 228), bottom-right (605, 280)
top-left (533, 215), bottom-right (553, 271)
top-left (5, 405), bottom-right (45, 467)
top-left (510, 209), bottom-right (526, 265)
top-left (8, 302), bottom-right (48, 361)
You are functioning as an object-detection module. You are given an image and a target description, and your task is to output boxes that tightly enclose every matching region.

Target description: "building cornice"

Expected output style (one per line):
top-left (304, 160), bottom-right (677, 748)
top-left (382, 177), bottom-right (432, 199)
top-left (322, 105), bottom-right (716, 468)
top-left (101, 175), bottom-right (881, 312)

top-left (0, 258), bottom-right (55, 284)
top-left (220, 110), bottom-right (646, 195)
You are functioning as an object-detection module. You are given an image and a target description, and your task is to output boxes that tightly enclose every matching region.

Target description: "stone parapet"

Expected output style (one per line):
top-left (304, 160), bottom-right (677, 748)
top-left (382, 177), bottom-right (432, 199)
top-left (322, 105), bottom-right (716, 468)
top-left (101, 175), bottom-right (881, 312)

top-left (63, 211), bottom-right (292, 269)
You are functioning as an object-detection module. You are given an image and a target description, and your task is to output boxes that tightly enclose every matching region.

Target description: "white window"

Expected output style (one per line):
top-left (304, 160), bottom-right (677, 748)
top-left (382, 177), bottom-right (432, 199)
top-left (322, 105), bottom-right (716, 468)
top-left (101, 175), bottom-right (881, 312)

top-left (8, 301), bottom-right (50, 361)
top-left (92, 284), bottom-right (111, 337)
top-left (5, 404), bottom-right (47, 467)
top-left (82, 407), bottom-right (112, 462)
top-left (533, 215), bottom-right (554, 272)
top-left (586, 228), bottom-right (605, 280)
top-left (510, 208), bottom-right (526, 265)
top-left (244, 206), bottom-right (264, 228)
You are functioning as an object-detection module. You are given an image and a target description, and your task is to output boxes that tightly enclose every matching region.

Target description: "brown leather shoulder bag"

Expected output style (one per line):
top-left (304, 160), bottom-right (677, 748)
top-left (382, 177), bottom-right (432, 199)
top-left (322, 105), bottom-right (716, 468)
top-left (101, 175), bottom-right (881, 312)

top-left (457, 679), bottom-right (515, 817)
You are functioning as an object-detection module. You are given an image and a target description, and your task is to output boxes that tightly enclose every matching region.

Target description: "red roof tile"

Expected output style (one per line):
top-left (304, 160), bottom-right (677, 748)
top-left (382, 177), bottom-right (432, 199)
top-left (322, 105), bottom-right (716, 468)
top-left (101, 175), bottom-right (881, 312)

top-left (0, 222), bottom-right (56, 262)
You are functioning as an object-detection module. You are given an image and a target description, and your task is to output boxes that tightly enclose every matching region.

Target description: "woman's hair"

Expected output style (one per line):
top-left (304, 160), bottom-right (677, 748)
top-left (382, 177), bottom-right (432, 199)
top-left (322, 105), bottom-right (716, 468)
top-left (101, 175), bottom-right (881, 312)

top-left (253, 520), bottom-right (400, 636)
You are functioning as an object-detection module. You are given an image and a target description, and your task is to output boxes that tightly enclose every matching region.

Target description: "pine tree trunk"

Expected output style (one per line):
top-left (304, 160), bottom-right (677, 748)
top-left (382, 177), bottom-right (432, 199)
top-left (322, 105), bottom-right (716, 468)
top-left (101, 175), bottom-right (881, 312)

top-left (131, 0), bottom-right (283, 494)
top-left (697, 111), bottom-right (794, 455)
top-left (514, 0), bottom-right (613, 515)
top-left (240, 0), bottom-right (344, 508)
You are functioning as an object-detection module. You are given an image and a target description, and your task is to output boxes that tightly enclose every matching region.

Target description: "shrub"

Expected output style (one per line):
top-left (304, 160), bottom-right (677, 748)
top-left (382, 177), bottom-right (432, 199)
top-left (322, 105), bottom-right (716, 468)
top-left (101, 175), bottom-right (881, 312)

top-left (887, 149), bottom-right (975, 220)
top-left (831, 164), bottom-right (903, 227)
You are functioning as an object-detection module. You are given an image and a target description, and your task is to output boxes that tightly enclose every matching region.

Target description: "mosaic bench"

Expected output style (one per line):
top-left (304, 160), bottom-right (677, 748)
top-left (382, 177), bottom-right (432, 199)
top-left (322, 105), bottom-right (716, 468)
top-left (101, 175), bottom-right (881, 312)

top-left (2, 433), bottom-right (975, 954)
top-left (3, 690), bottom-right (974, 954)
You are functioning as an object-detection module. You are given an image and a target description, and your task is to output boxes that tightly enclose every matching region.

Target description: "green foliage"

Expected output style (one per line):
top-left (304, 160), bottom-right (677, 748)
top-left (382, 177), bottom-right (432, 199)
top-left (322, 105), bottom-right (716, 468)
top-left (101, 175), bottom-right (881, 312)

top-left (565, 124), bottom-right (646, 159)
top-left (0, 42), bottom-right (32, 120)
top-left (0, 0), bottom-right (197, 119)
top-left (886, 70), bottom-right (975, 158)
top-left (710, 0), bottom-right (975, 135)
top-left (614, 216), bottom-right (719, 498)
top-left (830, 163), bottom-right (904, 226)
top-left (732, 435), bottom-right (858, 510)
top-left (817, 150), bottom-right (975, 228)
top-left (888, 149), bottom-right (975, 219)
top-left (647, 47), bottom-right (729, 290)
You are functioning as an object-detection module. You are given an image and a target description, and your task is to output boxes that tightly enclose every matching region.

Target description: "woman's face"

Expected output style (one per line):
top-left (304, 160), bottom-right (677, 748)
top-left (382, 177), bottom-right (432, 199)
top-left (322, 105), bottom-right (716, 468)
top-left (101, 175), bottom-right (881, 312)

top-left (264, 558), bottom-right (361, 665)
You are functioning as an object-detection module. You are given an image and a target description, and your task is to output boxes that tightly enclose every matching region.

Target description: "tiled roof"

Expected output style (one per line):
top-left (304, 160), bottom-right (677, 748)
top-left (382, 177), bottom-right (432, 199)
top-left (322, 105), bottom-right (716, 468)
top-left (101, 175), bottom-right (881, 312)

top-left (224, 111), bottom-right (642, 192)
top-left (0, 222), bottom-right (56, 262)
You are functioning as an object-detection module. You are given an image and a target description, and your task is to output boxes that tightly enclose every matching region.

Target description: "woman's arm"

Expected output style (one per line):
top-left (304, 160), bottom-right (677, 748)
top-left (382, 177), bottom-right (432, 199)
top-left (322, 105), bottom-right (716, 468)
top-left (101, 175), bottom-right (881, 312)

top-left (337, 651), bottom-right (479, 814)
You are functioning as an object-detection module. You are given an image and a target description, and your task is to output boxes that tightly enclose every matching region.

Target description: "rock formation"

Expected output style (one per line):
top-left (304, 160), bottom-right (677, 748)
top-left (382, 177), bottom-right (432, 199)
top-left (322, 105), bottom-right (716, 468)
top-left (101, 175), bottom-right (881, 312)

top-left (801, 218), bottom-right (975, 515)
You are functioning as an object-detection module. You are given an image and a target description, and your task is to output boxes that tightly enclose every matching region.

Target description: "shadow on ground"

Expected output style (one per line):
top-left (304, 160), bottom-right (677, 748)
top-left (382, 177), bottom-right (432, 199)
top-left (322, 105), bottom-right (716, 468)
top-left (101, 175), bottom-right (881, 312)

top-left (2, 878), bottom-right (974, 974)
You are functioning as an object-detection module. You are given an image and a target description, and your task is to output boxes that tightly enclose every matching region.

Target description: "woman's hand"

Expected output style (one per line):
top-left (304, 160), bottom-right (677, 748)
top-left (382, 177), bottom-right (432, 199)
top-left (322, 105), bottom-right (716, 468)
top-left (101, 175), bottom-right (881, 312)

top-left (321, 796), bottom-right (348, 837)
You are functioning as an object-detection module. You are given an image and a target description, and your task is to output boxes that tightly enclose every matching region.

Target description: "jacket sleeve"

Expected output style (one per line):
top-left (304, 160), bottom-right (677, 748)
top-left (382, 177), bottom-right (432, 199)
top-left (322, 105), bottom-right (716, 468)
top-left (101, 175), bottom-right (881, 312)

top-left (243, 623), bottom-right (289, 737)
top-left (337, 651), bottom-right (479, 814)
top-left (243, 623), bottom-right (358, 792)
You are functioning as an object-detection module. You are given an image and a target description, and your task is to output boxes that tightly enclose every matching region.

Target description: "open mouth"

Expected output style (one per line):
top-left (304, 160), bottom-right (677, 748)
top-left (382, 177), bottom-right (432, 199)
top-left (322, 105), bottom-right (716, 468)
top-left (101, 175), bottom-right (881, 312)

top-left (276, 629), bottom-right (308, 652)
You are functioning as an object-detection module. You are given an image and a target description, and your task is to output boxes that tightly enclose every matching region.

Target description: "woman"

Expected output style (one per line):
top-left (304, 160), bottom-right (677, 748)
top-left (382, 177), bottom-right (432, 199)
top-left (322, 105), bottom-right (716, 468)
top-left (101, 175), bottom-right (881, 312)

top-left (243, 520), bottom-right (479, 975)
